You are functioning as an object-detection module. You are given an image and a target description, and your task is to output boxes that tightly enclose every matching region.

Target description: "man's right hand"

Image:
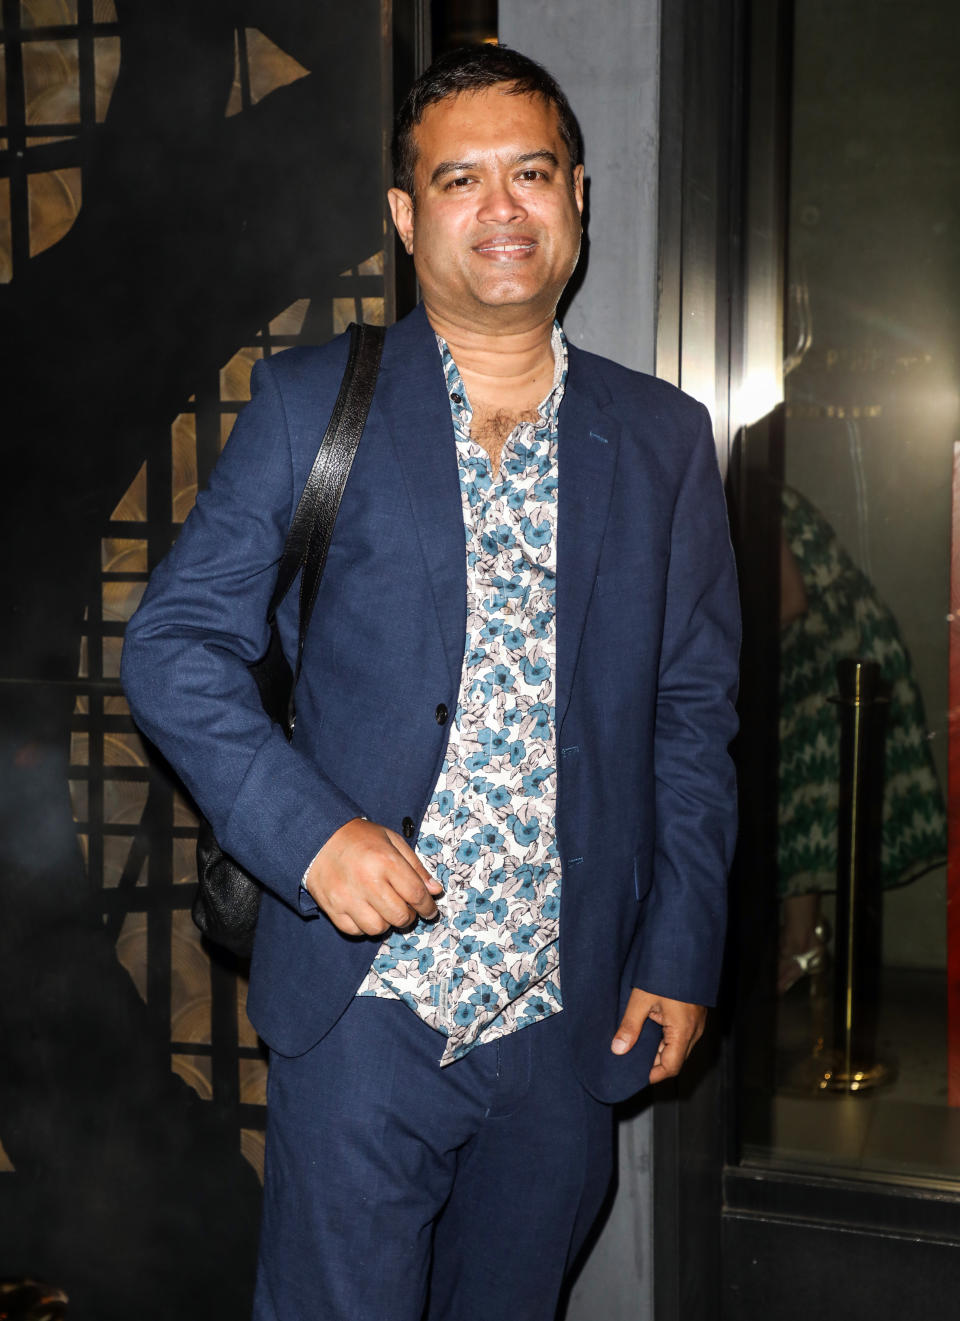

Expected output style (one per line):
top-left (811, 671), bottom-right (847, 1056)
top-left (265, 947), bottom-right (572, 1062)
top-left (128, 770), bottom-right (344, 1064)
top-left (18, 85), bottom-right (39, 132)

top-left (304, 818), bottom-right (443, 937)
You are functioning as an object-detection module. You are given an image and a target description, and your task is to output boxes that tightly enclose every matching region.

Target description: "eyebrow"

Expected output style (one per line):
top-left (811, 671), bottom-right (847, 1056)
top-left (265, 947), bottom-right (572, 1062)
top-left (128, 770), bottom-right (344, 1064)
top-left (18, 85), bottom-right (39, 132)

top-left (429, 149), bottom-right (561, 187)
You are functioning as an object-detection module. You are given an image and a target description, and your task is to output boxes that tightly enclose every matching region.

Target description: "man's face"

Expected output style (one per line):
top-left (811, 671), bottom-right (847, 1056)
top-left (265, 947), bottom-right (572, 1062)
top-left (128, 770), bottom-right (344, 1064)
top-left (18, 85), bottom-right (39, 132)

top-left (389, 85), bottom-right (584, 333)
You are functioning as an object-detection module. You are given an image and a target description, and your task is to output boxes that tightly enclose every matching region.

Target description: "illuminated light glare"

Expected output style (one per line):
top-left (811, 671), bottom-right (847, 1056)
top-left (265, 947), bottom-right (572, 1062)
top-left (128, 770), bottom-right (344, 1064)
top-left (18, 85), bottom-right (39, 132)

top-left (735, 369), bottom-right (783, 431)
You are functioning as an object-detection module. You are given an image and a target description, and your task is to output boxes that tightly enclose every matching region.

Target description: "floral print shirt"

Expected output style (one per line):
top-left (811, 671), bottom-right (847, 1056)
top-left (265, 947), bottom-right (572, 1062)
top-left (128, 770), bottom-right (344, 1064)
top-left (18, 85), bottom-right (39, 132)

top-left (356, 325), bottom-right (567, 1064)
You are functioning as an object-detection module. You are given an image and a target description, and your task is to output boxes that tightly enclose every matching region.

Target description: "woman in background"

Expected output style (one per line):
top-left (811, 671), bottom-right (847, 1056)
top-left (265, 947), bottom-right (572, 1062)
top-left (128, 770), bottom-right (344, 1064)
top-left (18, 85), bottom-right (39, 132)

top-left (777, 486), bottom-right (947, 992)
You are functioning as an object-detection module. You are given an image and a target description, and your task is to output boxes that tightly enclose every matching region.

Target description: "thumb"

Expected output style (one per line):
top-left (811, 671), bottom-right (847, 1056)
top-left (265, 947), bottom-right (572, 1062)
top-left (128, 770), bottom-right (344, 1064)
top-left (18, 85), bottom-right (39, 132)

top-left (611, 992), bottom-right (653, 1055)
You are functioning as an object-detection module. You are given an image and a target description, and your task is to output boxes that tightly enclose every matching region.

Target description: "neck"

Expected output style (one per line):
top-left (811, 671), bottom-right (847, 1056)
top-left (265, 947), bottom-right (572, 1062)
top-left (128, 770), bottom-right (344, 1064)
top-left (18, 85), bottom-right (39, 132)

top-left (424, 304), bottom-right (557, 396)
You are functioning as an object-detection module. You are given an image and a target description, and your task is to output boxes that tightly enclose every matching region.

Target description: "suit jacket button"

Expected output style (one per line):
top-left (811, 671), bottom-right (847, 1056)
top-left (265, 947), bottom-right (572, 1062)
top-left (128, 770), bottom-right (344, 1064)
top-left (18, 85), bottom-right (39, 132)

top-left (435, 703), bottom-right (449, 725)
top-left (402, 817), bottom-right (415, 839)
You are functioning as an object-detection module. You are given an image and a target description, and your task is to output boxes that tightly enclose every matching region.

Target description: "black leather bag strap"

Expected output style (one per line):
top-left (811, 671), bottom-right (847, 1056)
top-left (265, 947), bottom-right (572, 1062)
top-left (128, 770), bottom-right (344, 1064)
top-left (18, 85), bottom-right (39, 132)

top-left (267, 322), bottom-right (384, 628)
top-left (295, 322), bottom-right (384, 678)
top-left (260, 321), bottom-right (384, 727)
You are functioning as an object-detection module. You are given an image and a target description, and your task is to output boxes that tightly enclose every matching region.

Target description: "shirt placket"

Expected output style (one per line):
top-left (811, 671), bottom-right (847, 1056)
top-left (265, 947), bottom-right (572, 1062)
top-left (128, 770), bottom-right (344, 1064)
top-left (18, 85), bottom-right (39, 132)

top-left (357, 327), bottom-right (567, 1062)
top-left (436, 443), bottom-right (518, 1041)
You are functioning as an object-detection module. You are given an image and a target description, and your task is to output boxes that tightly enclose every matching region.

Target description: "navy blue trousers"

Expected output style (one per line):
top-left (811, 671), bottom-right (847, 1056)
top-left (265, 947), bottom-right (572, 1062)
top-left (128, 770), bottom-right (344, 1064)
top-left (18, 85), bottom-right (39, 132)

top-left (252, 996), bottom-right (615, 1321)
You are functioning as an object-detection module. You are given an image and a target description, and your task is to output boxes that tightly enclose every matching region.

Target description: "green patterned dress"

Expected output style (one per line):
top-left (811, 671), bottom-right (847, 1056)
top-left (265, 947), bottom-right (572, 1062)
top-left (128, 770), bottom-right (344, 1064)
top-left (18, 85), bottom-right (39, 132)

top-left (778, 487), bottom-right (946, 897)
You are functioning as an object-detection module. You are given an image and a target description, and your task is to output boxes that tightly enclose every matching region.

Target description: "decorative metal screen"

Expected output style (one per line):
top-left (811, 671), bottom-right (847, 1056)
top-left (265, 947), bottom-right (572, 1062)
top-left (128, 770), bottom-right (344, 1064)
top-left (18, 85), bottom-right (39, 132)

top-left (76, 283), bottom-right (385, 1185)
top-left (1, 1), bottom-right (386, 1183)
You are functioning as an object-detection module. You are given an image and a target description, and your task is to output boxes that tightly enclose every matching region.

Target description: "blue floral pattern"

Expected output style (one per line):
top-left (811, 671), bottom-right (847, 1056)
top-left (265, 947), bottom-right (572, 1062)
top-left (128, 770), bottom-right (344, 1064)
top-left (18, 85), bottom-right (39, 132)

top-left (357, 326), bottom-right (567, 1064)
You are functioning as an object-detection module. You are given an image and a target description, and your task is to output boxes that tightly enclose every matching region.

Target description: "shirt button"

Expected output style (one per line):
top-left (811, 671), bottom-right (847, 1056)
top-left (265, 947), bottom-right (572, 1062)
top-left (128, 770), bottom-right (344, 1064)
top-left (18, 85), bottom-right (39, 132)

top-left (450, 392), bottom-right (462, 403)
top-left (402, 817), bottom-right (415, 839)
top-left (435, 703), bottom-right (449, 725)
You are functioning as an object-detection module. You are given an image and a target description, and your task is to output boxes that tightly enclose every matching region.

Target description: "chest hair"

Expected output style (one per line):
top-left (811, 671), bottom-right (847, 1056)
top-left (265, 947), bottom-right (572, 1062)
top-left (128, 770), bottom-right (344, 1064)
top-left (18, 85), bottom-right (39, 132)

top-left (470, 404), bottom-right (541, 477)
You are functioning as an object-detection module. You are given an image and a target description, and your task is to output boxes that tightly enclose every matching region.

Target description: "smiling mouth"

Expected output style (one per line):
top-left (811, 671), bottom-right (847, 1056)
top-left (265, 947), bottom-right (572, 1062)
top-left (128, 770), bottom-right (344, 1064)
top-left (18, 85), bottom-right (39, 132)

top-left (473, 239), bottom-right (538, 258)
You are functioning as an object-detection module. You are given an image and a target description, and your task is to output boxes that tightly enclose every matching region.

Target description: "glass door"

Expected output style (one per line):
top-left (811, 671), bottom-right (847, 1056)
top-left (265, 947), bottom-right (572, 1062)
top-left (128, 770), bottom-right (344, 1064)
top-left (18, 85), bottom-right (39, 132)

top-left (722, 1), bottom-right (960, 1315)
top-left (738, 0), bottom-right (958, 1182)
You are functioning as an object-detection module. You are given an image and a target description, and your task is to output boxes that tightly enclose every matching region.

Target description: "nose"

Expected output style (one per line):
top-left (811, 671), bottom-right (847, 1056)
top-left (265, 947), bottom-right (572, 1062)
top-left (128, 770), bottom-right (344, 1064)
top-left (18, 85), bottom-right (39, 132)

top-left (476, 176), bottom-right (528, 224)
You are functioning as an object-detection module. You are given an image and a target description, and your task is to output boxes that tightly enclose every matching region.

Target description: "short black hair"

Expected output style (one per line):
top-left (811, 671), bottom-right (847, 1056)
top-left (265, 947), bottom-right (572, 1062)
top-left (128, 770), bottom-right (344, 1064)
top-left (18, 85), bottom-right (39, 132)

top-left (392, 44), bottom-right (583, 196)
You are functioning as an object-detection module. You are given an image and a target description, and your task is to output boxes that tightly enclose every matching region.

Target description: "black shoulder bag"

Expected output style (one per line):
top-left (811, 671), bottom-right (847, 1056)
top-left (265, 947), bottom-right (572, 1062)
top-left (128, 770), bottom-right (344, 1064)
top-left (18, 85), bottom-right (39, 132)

top-left (193, 321), bottom-right (385, 957)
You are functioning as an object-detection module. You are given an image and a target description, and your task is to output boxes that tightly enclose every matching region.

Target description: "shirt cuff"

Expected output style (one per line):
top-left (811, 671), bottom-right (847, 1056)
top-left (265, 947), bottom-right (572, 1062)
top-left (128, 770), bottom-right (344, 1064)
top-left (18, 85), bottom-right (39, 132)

top-left (299, 851), bottom-right (322, 915)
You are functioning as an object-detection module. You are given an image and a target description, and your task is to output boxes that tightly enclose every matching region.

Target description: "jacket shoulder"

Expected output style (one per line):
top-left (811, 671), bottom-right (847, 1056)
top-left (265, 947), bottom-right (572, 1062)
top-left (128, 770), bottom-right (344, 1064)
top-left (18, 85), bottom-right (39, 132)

top-left (262, 304), bottom-right (428, 399)
top-left (567, 343), bottom-right (708, 434)
top-left (256, 334), bottom-right (353, 400)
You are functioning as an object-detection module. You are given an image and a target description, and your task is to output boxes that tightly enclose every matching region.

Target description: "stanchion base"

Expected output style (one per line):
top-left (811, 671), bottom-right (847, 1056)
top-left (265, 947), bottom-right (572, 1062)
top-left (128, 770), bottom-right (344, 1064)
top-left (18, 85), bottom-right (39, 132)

top-left (787, 1050), bottom-right (897, 1094)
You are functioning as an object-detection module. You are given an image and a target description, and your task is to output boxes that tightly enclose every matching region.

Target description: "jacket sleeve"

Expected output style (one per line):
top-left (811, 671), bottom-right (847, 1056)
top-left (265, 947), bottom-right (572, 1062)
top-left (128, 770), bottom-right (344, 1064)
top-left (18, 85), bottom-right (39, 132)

top-left (120, 356), bottom-right (363, 911)
top-left (625, 403), bottom-right (740, 1006)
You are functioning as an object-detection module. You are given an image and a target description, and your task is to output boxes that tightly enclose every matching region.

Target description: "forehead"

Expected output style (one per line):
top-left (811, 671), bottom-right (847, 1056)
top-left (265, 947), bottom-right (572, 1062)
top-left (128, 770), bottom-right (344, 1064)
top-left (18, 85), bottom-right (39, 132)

top-left (413, 86), bottom-right (565, 171)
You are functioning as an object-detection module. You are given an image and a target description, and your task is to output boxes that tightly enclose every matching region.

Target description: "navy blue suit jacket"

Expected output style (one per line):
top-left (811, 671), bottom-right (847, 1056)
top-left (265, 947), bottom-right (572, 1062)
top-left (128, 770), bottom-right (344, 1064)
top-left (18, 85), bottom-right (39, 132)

top-left (122, 303), bottom-right (740, 1103)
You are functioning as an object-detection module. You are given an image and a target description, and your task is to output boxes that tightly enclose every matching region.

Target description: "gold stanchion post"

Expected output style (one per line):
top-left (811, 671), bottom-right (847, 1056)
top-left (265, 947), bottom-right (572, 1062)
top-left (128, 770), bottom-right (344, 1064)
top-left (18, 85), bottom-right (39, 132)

top-left (817, 658), bottom-right (894, 1092)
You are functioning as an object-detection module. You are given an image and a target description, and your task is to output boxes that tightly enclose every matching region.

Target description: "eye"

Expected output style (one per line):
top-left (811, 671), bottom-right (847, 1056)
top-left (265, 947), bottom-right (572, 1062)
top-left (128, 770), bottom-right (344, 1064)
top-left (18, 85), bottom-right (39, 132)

top-left (518, 168), bottom-right (548, 182)
top-left (445, 175), bottom-right (474, 190)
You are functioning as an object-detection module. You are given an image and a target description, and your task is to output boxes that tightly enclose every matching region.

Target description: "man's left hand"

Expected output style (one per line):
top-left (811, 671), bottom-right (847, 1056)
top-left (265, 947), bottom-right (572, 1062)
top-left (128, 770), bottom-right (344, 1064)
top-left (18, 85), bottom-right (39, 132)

top-left (610, 988), bottom-right (706, 1084)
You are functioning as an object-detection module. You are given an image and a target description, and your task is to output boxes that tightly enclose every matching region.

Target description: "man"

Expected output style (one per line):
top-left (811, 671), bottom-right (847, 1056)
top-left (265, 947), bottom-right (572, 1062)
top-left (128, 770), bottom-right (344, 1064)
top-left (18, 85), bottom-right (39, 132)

top-left (122, 43), bottom-right (739, 1321)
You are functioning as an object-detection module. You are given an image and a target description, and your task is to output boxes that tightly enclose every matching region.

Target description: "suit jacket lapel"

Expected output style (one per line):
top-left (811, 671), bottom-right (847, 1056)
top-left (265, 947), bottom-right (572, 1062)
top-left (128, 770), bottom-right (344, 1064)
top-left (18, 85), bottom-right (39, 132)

top-left (377, 305), bottom-right (467, 690)
top-left (375, 311), bottom-right (618, 714)
top-left (556, 349), bottom-right (619, 730)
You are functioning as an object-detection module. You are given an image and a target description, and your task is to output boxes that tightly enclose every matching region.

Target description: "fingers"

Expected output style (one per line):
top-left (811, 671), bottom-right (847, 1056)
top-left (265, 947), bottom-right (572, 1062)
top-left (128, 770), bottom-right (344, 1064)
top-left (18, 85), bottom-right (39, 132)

top-left (644, 995), bottom-right (707, 1084)
top-left (344, 897), bottom-right (407, 939)
top-left (648, 1032), bottom-right (687, 1084)
top-left (322, 862), bottom-right (425, 935)
top-left (386, 830), bottom-right (444, 895)
top-left (384, 831), bottom-right (445, 921)
top-left (305, 818), bottom-right (443, 937)
top-left (610, 989), bottom-right (707, 1087)
top-left (358, 877), bottom-right (420, 933)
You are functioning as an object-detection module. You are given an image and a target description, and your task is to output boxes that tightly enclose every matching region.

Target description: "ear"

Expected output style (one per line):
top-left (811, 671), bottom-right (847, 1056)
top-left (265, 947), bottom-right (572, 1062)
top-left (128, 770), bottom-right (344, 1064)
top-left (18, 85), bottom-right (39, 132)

top-left (387, 187), bottom-right (415, 255)
top-left (572, 164), bottom-right (585, 217)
